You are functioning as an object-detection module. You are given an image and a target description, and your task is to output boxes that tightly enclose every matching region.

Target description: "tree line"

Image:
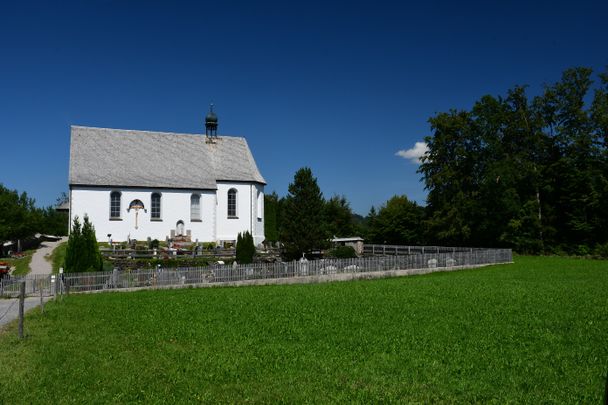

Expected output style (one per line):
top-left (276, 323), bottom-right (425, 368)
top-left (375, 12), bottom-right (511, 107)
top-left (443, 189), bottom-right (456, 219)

top-left (264, 168), bottom-right (426, 260)
top-left (266, 67), bottom-right (608, 257)
top-left (0, 184), bottom-right (68, 243)
top-left (420, 67), bottom-right (607, 255)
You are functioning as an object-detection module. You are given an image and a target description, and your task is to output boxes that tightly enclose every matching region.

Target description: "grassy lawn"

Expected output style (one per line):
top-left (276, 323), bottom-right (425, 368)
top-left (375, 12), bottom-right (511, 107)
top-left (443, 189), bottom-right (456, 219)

top-left (46, 241), bottom-right (67, 274)
top-left (0, 256), bottom-right (607, 402)
top-left (2, 249), bottom-right (35, 276)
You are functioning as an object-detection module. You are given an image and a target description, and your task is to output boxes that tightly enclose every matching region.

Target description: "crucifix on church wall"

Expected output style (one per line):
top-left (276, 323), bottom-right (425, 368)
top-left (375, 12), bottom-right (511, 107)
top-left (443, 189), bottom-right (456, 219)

top-left (127, 199), bottom-right (146, 230)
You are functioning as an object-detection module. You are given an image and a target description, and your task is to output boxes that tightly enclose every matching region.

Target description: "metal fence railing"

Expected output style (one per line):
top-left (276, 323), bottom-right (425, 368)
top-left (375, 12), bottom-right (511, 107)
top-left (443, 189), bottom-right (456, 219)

top-left (0, 248), bottom-right (512, 297)
top-left (363, 244), bottom-right (488, 256)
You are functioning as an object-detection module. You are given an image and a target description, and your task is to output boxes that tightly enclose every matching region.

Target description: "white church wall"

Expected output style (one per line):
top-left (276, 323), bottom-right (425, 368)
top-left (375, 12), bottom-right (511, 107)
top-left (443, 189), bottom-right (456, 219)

top-left (253, 185), bottom-right (265, 245)
top-left (215, 182), bottom-right (265, 245)
top-left (70, 187), bottom-right (216, 243)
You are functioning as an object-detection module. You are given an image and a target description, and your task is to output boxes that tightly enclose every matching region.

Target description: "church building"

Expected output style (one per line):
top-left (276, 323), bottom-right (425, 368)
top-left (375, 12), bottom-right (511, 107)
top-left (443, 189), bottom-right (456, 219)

top-left (68, 108), bottom-right (266, 246)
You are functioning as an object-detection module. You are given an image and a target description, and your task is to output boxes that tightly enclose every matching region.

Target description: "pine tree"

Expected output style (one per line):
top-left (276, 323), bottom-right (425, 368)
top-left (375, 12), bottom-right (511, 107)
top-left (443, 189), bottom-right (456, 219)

top-left (82, 215), bottom-right (103, 272)
top-left (323, 195), bottom-right (356, 238)
top-left (64, 215), bottom-right (102, 272)
top-left (264, 192), bottom-right (280, 243)
top-left (280, 167), bottom-right (326, 260)
top-left (236, 231), bottom-right (255, 264)
top-left (64, 216), bottom-right (82, 273)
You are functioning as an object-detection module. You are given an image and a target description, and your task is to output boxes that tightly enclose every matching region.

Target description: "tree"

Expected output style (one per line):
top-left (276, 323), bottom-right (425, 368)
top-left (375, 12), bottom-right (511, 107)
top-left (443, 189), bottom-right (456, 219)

top-left (236, 231), bottom-right (255, 264)
top-left (39, 206), bottom-right (69, 236)
top-left (0, 185), bottom-right (40, 241)
top-left (363, 206), bottom-right (379, 243)
top-left (323, 195), bottom-right (356, 238)
top-left (64, 215), bottom-right (102, 272)
top-left (280, 167), bottom-right (326, 260)
top-left (419, 66), bottom-right (608, 253)
top-left (369, 195), bottom-right (424, 245)
top-left (264, 192), bottom-right (280, 243)
top-left (419, 110), bottom-right (482, 246)
top-left (64, 216), bottom-right (82, 272)
top-left (0, 186), bottom-right (69, 243)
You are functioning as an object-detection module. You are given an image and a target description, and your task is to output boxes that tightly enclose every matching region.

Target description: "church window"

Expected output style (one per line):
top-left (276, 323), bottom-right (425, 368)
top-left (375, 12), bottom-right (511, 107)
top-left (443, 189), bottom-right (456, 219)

top-left (257, 191), bottom-right (263, 220)
top-left (227, 188), bottom-right (237, 218)
top-left (151, 193), bottom-right (161, 219)
top-left (110, 191), bottom-right (121, 219)
top-left (191, 194), bottom-right (201, 221)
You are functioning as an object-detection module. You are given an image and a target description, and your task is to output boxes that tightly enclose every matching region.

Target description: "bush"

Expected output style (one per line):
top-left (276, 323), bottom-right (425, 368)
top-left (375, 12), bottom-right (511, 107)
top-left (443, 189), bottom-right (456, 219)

top-left (575, 244), bottom-right (591, 257)
top-left (593, 243), bottom-right (608, 258)
top-left (236, 231), bottom-right (255, 264)
top-left (64, 215), bottom-right (103, 273)
top-left (325, 246), bottom-right (357, 259)
top-left (109, 257), bottom-right (212, 270)
top-left (202, 242), bottom-right (217, 250)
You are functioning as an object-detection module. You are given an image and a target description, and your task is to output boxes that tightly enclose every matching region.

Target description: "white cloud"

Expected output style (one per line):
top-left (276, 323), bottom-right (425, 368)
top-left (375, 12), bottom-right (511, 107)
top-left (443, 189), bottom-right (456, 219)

top-left (395, 141), bottom-right (429, 164)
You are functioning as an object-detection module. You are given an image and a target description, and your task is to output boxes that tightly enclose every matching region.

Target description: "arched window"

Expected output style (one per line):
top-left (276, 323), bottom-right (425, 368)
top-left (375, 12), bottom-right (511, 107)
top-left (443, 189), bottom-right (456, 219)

top-left (151, 193), bottom-right (161, 220)
top-left (110, 191), bottom-right (121, 219)
top-left (257, 191), bottom-right (263, 220)
top-left (227, 188), bottom-right (237, 218)
top-left (191, 194), bottom-right (201, 221)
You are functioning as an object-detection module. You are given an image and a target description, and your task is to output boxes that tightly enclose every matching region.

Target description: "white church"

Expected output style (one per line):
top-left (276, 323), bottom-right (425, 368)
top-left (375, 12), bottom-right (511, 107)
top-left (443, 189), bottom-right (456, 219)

top-left (68, 108), bottom-right (266, 246)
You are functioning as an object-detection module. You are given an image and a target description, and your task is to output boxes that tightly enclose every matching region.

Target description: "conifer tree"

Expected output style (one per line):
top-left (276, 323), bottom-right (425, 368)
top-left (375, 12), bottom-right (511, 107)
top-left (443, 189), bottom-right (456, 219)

top-left (264, 192), bottom-right (280, 243)
top-left (236, 231), bottom-right (255, 264)
top-left (280, 167), bottom-right (326, 260)
top-left (64, 215), bottom-right (102, 272)
top-left (64, 216), bottom-right (82, 273)
top-left (82, 215), bottom-right (103, 272)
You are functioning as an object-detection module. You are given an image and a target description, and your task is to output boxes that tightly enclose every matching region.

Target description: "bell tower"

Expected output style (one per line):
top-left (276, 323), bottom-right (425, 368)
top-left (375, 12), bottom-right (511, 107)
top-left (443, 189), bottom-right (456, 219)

top-left (205, 103), bottom-right (218, 139)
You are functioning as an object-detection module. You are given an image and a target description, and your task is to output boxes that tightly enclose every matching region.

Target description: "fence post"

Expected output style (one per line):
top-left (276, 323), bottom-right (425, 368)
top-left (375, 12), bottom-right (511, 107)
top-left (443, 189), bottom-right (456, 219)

top-left (39, 280), bottom-right (44, 314)
top-left (18, 281), bottom-right (25, 339)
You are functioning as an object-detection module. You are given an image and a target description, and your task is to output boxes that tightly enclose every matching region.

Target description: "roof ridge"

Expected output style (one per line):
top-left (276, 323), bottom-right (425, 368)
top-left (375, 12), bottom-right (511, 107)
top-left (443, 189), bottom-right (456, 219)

top-left (71, 125), bottom-right (243, 139)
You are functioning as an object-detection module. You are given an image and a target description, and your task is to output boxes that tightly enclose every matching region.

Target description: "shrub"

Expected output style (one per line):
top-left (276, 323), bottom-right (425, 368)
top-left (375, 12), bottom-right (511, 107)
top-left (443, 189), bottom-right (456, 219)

top-left (202, 242), bottom-right (217, 250)
top-left (64, 215), bottom-right (103, 273)
top-left (236, 231), bottom-right (255, 264)
top-left (325, 246), bottom-right (357, 259)
top-left (593, 243), bottom-right (608, 258)
top-left (575, 244), bottom-right (591, 257)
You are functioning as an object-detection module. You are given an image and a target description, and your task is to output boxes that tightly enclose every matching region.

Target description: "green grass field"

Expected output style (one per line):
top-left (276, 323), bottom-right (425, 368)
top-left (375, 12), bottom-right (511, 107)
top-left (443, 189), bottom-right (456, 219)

top-left (1, 256), bottom-right (607, 403)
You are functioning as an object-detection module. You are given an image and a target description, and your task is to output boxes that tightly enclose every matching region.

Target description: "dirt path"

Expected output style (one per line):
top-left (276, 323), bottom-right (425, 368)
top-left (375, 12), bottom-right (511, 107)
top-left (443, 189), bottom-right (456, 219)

top-left (29, 237), bottom-right (68, 276)
top-left (0, 296), bottom-right (53, 328)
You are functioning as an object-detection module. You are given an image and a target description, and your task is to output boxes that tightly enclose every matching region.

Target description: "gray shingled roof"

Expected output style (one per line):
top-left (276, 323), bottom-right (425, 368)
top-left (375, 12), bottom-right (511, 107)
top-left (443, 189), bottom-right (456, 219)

top-left (69, 126), bottom-right (265, 189)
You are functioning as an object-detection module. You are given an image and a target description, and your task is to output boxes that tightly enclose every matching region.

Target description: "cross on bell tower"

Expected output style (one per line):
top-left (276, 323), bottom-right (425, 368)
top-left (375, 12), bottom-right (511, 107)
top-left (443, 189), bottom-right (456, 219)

top-left (205, 103), bottom-right (218, 140)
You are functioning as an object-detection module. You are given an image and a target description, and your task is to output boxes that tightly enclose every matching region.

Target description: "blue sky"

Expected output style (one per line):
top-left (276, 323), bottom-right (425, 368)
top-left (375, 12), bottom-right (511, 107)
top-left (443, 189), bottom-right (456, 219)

top-left (1, 0), bottom-right (607, 215)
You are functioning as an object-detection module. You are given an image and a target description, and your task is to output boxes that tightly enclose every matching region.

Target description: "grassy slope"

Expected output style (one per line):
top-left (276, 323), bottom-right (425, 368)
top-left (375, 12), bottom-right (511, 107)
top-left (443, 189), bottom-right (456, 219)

top-left (47, 241), bottom-right (67, 274)
top-left (3, 249), bottom-right (34, 276)
top-left (0, 256), bottom-right (607, 403)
